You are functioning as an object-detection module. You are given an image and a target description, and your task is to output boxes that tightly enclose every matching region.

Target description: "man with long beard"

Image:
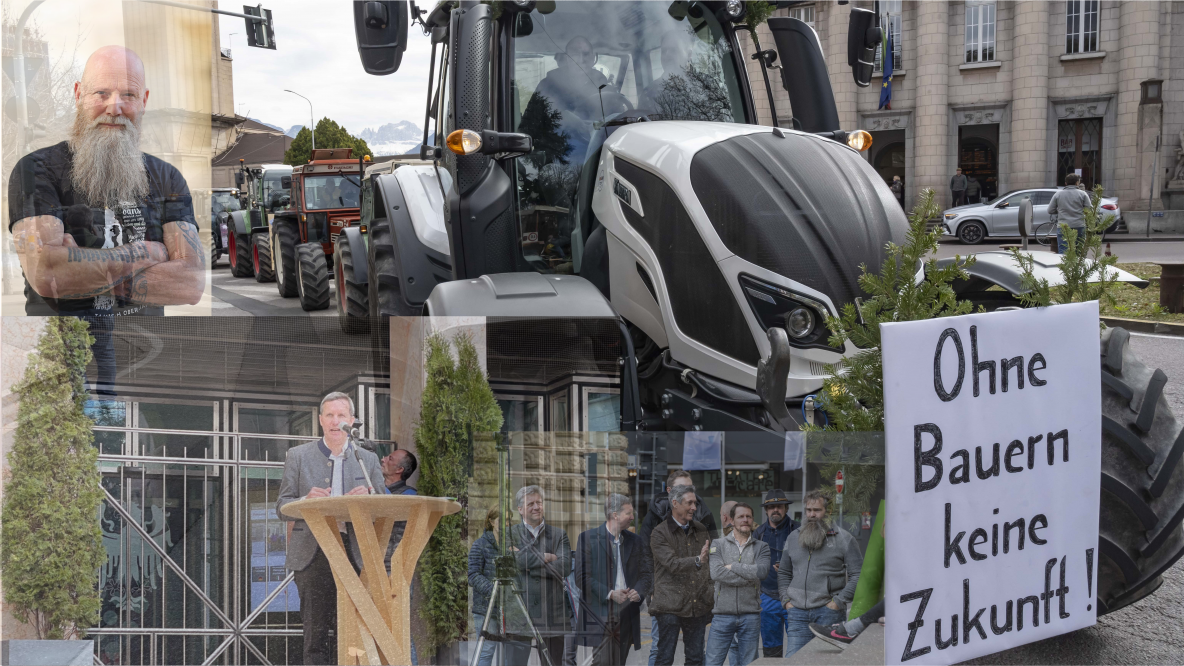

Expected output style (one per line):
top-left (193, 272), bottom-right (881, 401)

top-left (9, 45), bottom-right (204, 317)
top-left (775, 490), bottom-right (863, 657)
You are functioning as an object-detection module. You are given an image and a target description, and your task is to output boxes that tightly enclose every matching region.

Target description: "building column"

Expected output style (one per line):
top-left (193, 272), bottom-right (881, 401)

top-left (912, 0), bottom-right (948, 208)
top-left (1008, 1), bottom-right (1049, 194)
top-left (825, 0), bottom-right (857, 130)
top-left (1115, 1), bottom-right (1161, 209)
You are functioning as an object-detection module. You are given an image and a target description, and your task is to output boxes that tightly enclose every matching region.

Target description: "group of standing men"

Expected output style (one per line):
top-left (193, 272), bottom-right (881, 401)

top-left (468, 470), bottom-right (863, 666)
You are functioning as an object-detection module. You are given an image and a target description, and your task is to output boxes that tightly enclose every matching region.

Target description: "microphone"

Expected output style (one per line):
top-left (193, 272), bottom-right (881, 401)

top-left (338, 420), bottom-right (375, 450)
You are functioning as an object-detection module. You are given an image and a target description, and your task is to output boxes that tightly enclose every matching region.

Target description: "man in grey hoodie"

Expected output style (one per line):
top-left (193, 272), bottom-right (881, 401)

top-left (1047, 173), bottom-right (1093, 254)
top-left (776, 491), bottom-right (863, 657)
top-left (706, 502), bottom-right (769, 666)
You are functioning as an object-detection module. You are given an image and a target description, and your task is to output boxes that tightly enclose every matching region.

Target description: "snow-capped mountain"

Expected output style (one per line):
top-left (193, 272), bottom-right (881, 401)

top-left (357, 120), bottom-right (423, 156)
top-left (285, 125), bottom-right (304, 138)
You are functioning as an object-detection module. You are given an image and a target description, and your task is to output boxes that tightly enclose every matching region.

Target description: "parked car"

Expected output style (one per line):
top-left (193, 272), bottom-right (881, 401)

top-left (942, 188), bottom-right (1121, 244)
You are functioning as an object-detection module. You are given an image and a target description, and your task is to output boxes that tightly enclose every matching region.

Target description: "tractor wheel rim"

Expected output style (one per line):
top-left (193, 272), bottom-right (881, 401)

top-left (229, 233), bottom-right (236, 266)
top-left (337, 260), bottom-right (345, 310)
top-left (253, 245), bottom-right (259, 273)
top-left (276, 247), bottom-right (284, 285)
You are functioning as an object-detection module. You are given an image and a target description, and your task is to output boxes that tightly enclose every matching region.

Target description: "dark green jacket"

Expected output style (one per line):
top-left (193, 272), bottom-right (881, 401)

top-left (511, 522), bottom-right (572, 636)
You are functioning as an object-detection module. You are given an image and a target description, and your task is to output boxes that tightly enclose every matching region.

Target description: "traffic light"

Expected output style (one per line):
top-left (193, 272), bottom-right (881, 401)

top-left (243, 5), bottom-right (276, 50)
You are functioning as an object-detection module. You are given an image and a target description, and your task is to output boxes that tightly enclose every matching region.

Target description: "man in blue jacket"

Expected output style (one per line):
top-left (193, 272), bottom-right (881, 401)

top-left (752, 490), bottom-right (799, 659)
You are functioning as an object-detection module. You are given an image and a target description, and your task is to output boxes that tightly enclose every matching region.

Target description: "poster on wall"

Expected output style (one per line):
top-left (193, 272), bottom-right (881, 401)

top-left (882, 303), bottom-right (1101, 665)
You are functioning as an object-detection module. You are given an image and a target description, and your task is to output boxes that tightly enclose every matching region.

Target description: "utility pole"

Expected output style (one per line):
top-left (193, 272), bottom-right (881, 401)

top-left (285, 90), bottom-right (315, 150)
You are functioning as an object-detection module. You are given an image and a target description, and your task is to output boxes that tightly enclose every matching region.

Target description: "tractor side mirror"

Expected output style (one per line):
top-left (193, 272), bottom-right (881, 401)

top-left (768, 17), bottom-right (840, 133)
top-left (280, 175), bottom-right (292, 189)
top-left (353, 1), bottom-right (409, 75)
top-left (234, 171), bottom-right (245, 187)
top-left (847, 8), bottom-right (879, 88)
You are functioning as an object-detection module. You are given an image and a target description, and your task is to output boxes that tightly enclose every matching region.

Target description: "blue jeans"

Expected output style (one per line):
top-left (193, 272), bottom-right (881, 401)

top-left (705, 614), bottom-right (759, 666)
top-left (472, 614), bottom-right (497, 666)
top-left (648, 614), bottom-right (659, 666)
top-left (758, 593), bottom-right (787, 651)
top-left (1057, 226), bottom-right (1086, 254)
top-left (784, 606), bottom-right (844, 657)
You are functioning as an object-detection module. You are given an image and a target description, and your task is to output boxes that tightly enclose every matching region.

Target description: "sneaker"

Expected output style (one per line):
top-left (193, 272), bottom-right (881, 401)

top-left (810, 622), bottom-right (856, 650)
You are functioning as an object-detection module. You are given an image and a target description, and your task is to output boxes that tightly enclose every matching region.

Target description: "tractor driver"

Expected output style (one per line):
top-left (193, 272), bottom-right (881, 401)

top-left (533, 36), bottom-right (610, 121)
top-left (639, 30), bottom-right (695, 114)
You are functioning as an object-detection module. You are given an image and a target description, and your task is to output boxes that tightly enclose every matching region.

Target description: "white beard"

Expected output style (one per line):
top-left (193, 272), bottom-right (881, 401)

top-left (68, 111), bottom-right (148, 209)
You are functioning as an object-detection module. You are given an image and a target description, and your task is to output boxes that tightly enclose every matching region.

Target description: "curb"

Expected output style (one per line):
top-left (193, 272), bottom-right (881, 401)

top-left (1102, 316), bottom-right (1184, 337)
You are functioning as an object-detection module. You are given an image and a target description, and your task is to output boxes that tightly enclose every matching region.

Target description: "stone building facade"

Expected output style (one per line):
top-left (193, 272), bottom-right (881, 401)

top-left (740, 1), bottom-right (1183, 225)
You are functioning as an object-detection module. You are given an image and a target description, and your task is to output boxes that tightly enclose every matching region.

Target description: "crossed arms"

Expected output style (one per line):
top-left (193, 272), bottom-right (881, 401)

top-left (12, 213), bottom-right (204, 305)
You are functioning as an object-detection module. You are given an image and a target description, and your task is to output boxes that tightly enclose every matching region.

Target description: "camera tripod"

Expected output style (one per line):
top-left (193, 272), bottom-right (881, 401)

top-left (469, 433), bottom-right (555, 666)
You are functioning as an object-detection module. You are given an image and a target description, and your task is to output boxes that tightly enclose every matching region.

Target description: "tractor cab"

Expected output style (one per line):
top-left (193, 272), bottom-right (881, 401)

top-left (264, 148), bottom-right (364, 309)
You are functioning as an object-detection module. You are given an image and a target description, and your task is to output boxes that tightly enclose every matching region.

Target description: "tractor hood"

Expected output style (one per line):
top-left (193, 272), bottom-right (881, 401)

top-left (689, 130), bottom-right (909, 311)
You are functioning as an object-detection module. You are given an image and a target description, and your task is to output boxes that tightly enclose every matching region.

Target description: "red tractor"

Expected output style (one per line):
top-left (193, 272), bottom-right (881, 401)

top-left (266, 148), bottom-right (362, 310)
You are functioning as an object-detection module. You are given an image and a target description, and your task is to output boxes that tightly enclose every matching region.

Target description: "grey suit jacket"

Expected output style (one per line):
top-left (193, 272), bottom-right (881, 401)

top-left (276, 439), bottom-right (387, 572)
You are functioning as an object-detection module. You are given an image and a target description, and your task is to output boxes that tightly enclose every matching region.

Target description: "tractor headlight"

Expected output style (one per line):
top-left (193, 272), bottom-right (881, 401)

top-left (724, 0), bottom-right (745, 19)
top-left (739, 274), bottom-right (838, 351)
top-left (785, 307), bottom-right (815, 339)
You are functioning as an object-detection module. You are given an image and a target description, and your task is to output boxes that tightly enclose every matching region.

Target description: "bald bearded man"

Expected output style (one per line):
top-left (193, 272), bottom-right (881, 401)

top-left (9, 45), bottom-right (204, 316)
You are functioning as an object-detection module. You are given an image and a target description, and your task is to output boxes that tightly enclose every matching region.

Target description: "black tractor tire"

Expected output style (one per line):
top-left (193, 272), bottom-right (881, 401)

top-left (1097, 327), bottom-right (1184, 615)
top-left (367, 216), bottom-right (422, 317)
top-left (228, 230), bottom-right (254, 278)
top-left (957, 220), bottom-right (986, 245)
top-left (252, 233), bottom-right (275, 283)
top-left (273, 219), bottom-right (300, 298)
top-left (296, 242), bottom-right (331, 311)
top-left (335, 235), bottom-right (370, 334)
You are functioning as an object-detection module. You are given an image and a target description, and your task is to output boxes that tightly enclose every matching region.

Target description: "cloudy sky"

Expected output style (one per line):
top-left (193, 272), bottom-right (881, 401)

top-left (218, 0), bottom-right (434, 135)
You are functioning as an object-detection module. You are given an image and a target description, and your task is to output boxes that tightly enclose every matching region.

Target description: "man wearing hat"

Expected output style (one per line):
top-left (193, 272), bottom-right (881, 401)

top-left (752, 490), bottom-right (799, 658)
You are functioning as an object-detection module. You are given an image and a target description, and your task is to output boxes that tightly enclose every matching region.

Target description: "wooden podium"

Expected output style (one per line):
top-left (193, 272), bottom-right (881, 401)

top-left (281, 495), bottom-right (461, 665)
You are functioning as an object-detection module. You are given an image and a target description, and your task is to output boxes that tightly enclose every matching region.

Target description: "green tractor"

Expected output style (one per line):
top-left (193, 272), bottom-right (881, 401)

top-left (227, 159), bottom-right (293, 280)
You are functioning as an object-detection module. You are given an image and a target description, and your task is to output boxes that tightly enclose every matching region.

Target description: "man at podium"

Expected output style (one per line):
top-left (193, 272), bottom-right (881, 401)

top-left (277, 391), bottom-right (388, 665)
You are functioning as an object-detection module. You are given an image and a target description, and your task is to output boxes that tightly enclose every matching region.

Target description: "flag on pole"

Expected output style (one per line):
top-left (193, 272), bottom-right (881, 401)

top-left (878, 16), bottom-right (893, 110)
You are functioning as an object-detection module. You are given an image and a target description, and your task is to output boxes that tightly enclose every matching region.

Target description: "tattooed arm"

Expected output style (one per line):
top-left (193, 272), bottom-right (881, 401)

top-left (12, 215), bottom-right (170, 300)
top-left (115, 220), bottom-right (206, 306)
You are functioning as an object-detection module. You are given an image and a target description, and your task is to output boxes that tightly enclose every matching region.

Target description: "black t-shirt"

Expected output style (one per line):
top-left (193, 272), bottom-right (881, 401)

top-left (7, 141), bottom-right (196, 315)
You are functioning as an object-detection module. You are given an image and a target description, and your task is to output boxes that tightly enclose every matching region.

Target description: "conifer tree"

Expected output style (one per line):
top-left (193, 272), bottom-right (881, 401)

top-left (415, 332), bottom-right (503, 652)
top-left (0, 317), bottom-right (105, 639)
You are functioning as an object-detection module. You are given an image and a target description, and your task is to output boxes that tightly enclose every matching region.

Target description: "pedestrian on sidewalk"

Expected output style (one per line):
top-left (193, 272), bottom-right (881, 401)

top-left (641, 470), bottom-right (719, 666)
top-left (752, 490), bottom-right (799, 659)
top-left (890, 175), bottom-right (904, 208)
top-left (705, 502), bottom-right (769, 666)
top-left (966, 175), bottom-right (981, 204)
top-left (649, 484), bottom-right (714, 666)
top-left (1048, 173), bottom-right (1092, 254)
top-left (776, 491), bottom-right (863, 658)
top-left (950, 168), bottom-right (968, 207)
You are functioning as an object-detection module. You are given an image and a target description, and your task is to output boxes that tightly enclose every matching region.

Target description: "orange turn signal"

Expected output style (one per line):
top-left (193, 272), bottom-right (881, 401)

top-left (846, 130), bottom-right (872, 152)
top-left (446, 129), bottom-right (482, 155)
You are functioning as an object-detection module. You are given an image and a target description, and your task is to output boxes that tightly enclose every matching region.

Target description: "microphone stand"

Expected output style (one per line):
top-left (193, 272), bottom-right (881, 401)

top-left (346, 424), bottom-right (377, 495)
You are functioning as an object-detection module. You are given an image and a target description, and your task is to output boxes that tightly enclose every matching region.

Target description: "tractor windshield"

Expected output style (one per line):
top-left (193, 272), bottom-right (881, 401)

top-left (509, 1), bottom-right (747, 272)
top-left (303, 175), bottom-right (361, 210)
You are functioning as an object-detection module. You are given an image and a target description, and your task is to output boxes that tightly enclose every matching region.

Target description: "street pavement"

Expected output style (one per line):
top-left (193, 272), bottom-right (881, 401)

top-left (935, 238), bottom-right (1184, 264)
top-left (207, 258), bottom-right (338, 316)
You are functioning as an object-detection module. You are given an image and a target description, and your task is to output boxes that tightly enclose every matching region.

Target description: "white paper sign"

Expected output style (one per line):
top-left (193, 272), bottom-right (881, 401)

top-left (882, 303), bottom-right (1101, 665)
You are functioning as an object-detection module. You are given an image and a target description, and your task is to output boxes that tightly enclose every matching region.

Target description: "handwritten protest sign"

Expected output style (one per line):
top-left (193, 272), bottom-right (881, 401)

top-left (883, 302), bottom-right (1101, 665)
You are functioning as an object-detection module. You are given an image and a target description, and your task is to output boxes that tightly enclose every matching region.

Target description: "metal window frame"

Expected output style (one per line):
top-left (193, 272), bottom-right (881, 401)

top-left (874, 0), bottom-right (903, 73)
top-left (965, 0), bottom-right (996, 64)
top-left (495, 393), bottom-right (545, 432)
top-left (1066, 0), bottom-right (1099, 54)
top-left (581, 386), bottom-right (622, 432)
